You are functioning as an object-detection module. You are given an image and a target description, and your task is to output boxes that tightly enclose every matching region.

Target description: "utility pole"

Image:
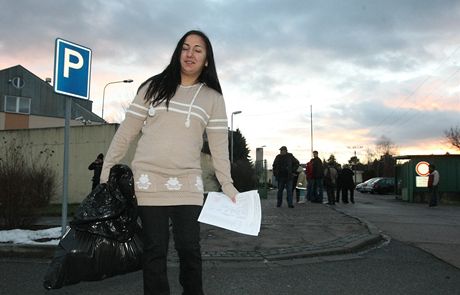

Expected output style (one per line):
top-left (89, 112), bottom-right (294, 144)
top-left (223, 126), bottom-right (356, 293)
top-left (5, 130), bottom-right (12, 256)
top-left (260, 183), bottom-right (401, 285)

top-left (230, 111), bottom-right (242, 163)
top-left (310, 105), bottom-right (313, 157)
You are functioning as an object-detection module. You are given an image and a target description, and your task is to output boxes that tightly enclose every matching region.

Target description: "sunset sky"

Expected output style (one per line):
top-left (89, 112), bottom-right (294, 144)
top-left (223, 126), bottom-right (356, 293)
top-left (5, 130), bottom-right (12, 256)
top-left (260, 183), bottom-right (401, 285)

top-left (1, 0), bottom-right (459, 165)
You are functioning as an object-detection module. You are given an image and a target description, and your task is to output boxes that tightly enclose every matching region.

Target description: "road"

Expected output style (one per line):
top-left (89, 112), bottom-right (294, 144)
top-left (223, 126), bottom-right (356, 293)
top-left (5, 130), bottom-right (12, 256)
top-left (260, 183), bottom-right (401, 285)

top-left (335, 191), bottom-right (460, 269)
top-left (1, 191), bottom-right (460, 294)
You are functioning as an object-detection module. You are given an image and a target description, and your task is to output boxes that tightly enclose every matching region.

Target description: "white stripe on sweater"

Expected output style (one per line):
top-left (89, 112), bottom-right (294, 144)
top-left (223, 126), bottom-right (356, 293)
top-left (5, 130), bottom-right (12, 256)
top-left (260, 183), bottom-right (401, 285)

top-left (130, 103), bottom-right (149, 111)
top-left (126, 109), bottom-right (147, 118)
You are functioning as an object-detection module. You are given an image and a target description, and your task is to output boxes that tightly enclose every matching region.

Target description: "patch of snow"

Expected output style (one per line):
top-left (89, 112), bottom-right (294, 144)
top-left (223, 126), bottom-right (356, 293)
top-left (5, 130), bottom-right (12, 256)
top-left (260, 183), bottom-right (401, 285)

top-left (0, 227), bottom-right (61, 245)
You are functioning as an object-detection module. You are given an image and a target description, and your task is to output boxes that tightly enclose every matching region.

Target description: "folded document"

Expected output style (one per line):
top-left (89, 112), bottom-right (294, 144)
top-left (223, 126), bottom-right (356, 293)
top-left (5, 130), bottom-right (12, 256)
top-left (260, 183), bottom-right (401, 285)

top-left (198, 190), bottom-right (261, 236)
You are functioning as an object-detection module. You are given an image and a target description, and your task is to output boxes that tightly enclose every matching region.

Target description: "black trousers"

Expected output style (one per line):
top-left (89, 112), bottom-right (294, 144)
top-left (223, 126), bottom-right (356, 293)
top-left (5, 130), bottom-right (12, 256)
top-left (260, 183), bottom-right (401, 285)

top-left (342, 187), bottom-right (354, 203)
top-left (138, 205), bottom-right (204, 295)
top-left (429, 185), bottom-right (439, 206)
top-left (335, 186), bottom-right (341, 202)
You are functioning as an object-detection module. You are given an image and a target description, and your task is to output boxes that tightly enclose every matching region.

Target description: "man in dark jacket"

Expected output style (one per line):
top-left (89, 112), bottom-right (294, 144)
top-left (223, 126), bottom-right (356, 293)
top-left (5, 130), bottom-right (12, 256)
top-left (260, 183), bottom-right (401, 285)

top-left (311, 151), bottom-right (324, 203)
top-left (428, 164), bottom-right (440, 207)
top-left (273, 146), bottom-right (299, 208)
top-left (340, 165), bottom-right (355, 203)
top-left (88, 153), bottom-right (104, 190)
top-left (305, 160), bottom-right (314, 201)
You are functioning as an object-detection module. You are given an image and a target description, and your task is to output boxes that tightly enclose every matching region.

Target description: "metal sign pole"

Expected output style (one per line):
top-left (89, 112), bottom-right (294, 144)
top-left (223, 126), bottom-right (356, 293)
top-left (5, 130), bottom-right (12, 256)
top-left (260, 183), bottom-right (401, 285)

top-left (53, 38), bottom-right (91, 236)
top-left (61, 97), bottom-right (70, 236)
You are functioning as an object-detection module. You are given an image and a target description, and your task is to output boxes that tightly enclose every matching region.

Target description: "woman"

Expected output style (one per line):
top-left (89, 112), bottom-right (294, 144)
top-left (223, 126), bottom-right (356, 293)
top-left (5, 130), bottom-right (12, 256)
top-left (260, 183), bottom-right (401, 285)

top-left (295, 166), bottom-right (307, 203)
top-left (100, 30), bottom-right (239, 295)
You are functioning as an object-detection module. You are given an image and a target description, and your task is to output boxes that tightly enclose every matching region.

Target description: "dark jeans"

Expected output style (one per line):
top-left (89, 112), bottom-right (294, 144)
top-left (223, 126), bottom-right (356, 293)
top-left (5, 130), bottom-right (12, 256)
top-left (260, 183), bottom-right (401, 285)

top-left (306, 180), bottom-right (313, 201)
top-left (277, 177), bottom-right (294, 207)
top-left (429, 185), bottom-right (439, 206)
top-left (292, 177), bottom-right (299, 202)
top-left (325, 185), bottom-right (335, 204)
top-left (311, 178), bottom-right (323, 202)
top-left (138, 205), bottom-right (204, 295)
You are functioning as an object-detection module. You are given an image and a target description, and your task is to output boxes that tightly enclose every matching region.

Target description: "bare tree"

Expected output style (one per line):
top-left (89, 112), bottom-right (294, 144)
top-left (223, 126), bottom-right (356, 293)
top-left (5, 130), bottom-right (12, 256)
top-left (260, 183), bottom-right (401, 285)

top-left (375, 135), bottom-right (397, 156)
top-left (365, 147), bottom-right (376, 164)
top-left (445, 126), bottom-right (460, 150)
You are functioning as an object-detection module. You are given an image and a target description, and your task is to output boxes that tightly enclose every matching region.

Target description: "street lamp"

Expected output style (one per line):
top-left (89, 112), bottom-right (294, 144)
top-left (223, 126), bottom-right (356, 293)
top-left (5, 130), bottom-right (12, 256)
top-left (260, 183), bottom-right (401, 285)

top-left (102, 79), bottom-right (133, 121)
top-left (230, 110), bottom-right (242, 163)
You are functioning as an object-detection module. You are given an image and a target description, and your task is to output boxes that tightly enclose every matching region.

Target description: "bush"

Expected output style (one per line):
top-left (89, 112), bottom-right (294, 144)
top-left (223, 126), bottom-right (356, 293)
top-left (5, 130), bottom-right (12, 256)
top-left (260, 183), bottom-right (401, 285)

top-left (0, 138), bottom-right (56, 229)
top-left (231, 159), bottom-right (257, 192)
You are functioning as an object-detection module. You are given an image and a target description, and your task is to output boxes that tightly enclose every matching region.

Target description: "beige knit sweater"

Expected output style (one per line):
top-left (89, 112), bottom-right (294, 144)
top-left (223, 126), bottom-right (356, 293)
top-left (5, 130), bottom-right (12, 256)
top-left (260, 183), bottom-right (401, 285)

top-left (100, 83), bottom-right (239, 206)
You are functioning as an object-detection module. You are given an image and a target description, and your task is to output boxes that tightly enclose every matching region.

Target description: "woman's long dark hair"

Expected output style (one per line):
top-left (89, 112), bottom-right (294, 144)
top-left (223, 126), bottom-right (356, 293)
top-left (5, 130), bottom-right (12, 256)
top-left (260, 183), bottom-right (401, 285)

top-left (139, 30), bottom-right (222, 107)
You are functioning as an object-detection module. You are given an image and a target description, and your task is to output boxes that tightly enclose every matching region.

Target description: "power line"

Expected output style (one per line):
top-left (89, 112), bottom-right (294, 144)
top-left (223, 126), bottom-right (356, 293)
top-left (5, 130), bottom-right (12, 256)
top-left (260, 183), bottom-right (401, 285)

top-left (380, 65), bottom-right (460, 137)
top-left (371, 46), bottom-right (460, 135)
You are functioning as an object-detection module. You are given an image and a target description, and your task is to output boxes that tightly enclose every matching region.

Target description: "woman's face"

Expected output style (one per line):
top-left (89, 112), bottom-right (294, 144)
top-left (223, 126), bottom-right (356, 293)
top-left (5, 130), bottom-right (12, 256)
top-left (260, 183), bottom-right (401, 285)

top-left (180, 34), bottom-right (207, 81)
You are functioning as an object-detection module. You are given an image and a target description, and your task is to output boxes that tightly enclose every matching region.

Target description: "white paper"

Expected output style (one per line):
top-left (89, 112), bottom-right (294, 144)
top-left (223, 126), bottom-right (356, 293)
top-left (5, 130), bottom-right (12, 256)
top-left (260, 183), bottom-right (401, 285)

top-left (198, 190), bottom-right (261, 236)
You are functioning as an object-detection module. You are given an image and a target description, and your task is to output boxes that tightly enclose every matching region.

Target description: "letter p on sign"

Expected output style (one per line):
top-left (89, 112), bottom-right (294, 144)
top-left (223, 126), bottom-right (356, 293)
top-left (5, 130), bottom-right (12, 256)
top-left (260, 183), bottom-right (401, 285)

top-left (54, 38), bottom-right (92, 99)
top-left (63, 48), bottom-right (84, 78)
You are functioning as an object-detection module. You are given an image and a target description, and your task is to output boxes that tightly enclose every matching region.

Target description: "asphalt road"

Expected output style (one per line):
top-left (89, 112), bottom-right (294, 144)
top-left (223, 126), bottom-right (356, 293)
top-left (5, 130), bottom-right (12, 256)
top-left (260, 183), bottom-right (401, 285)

top-left (1, 239), bottom-right (460, 295)
top-left (335, 191), bottom-right (460, 269)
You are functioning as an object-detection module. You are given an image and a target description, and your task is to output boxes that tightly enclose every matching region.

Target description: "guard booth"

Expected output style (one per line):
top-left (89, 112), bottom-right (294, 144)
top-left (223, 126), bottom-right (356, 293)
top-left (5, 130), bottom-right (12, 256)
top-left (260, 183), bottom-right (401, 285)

top-left (395, 154), bottom-right (460, 203)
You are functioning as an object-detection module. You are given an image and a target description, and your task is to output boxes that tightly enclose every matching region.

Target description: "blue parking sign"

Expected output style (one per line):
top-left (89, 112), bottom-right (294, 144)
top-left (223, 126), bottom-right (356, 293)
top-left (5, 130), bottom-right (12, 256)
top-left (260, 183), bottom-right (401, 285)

top-left (54, 38), bottom-right (92, 99)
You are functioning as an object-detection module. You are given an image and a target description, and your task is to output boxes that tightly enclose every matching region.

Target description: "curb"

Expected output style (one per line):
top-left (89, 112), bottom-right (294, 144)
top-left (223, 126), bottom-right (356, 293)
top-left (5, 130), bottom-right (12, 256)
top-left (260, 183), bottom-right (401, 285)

top-left (198, 233), bottom-right (383, 262)
top-left (0, 243), bottom-right (56, 259)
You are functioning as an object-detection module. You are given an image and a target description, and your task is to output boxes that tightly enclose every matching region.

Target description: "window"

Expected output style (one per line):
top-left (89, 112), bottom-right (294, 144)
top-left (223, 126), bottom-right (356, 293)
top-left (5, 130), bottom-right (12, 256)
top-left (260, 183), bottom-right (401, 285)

top-left (4, 96), bottom-right (31, 114)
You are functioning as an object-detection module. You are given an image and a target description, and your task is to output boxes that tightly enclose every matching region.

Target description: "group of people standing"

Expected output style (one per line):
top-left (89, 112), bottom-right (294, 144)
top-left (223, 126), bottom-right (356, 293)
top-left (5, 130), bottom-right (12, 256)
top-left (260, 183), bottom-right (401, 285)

top-left (273, 148), bottom-right (356, 207)
top-left (323, 163), bottom-right (355, 205)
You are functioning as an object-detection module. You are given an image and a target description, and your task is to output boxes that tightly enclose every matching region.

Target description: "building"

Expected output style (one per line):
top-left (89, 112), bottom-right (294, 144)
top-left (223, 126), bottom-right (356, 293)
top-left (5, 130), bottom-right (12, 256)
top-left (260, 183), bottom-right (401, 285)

top-left (395, 154), bottom-right (460, 203)
top-left (0, 65), bottom-right (104, 130)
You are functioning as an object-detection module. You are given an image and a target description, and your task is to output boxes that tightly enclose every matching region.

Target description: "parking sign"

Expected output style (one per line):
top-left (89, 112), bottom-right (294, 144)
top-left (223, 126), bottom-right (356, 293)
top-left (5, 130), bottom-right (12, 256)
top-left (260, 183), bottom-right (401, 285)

top-left (54, 38), bottom-right (92, 99)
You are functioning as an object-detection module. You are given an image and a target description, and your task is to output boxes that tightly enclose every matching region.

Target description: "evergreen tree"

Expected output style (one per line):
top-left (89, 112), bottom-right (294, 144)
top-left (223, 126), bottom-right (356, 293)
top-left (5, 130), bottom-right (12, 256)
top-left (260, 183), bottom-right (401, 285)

top-left (201, 129), bottom-right (256, 191)
top-left (326, 154), bottom-right (340, 168)
top-left (228, 129), bottom-right (256, 191)
top-left (228, 129), bottom-right (251, 163)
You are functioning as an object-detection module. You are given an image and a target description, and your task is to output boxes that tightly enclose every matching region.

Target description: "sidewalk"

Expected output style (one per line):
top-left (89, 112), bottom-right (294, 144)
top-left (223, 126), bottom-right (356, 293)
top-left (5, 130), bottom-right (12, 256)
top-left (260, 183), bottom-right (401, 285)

top-left (0, 190), bottom-right (383, 261)
top-left (198, 190), bottom-right (383, 261)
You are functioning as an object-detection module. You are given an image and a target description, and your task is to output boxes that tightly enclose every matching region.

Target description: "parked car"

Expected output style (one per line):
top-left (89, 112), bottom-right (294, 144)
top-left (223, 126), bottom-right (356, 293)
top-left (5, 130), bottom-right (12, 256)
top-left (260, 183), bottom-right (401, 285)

top-left (359, 177), bottom-right (382, 193)
top-left (369, 177), bottom-right (395, 194)
top-left (355, 180), bottom-right (371, 192)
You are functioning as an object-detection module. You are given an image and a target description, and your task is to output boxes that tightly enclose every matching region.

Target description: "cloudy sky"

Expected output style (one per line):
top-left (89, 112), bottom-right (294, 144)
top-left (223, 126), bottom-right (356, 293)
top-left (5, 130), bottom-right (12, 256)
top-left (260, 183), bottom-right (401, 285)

top-left (2, 0), bottom-right (460, 165)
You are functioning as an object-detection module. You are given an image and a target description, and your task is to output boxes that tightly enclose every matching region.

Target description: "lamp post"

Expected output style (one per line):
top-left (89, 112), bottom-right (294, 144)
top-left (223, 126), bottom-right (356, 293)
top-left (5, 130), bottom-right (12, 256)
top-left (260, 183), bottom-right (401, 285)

top-left (102, 79), bottom-right (133, 121)
top-left (230, 110), bottom-right (242, 163)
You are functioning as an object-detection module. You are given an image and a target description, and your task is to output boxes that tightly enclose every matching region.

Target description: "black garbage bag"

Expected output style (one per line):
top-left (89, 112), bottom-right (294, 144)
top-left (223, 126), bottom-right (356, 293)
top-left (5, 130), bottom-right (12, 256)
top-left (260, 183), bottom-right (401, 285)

top-left (43, 164), bottom-right (143, 290)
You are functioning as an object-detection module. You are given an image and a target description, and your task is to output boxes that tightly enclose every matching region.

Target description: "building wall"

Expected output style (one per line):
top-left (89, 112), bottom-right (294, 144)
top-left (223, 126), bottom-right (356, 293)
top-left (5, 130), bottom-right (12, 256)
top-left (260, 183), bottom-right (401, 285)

top-left (4, 112), bottom-right (28, 129)
top-left (27, 114), bottom-right (95, 128)
top-left (0, 124), bottom-right (132, 203)
top-left (0, 111), bottom-right (98, 130)
top-left (0, 112), bottom-right (4, 129)
top-left (0, 124), bottom-right (219, 204)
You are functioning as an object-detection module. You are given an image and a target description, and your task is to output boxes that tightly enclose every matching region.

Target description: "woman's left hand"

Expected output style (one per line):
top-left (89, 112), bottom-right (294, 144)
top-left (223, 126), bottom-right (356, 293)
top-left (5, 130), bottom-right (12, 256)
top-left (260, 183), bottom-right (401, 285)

top-left (229, 195), bottom-right (237, 204)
